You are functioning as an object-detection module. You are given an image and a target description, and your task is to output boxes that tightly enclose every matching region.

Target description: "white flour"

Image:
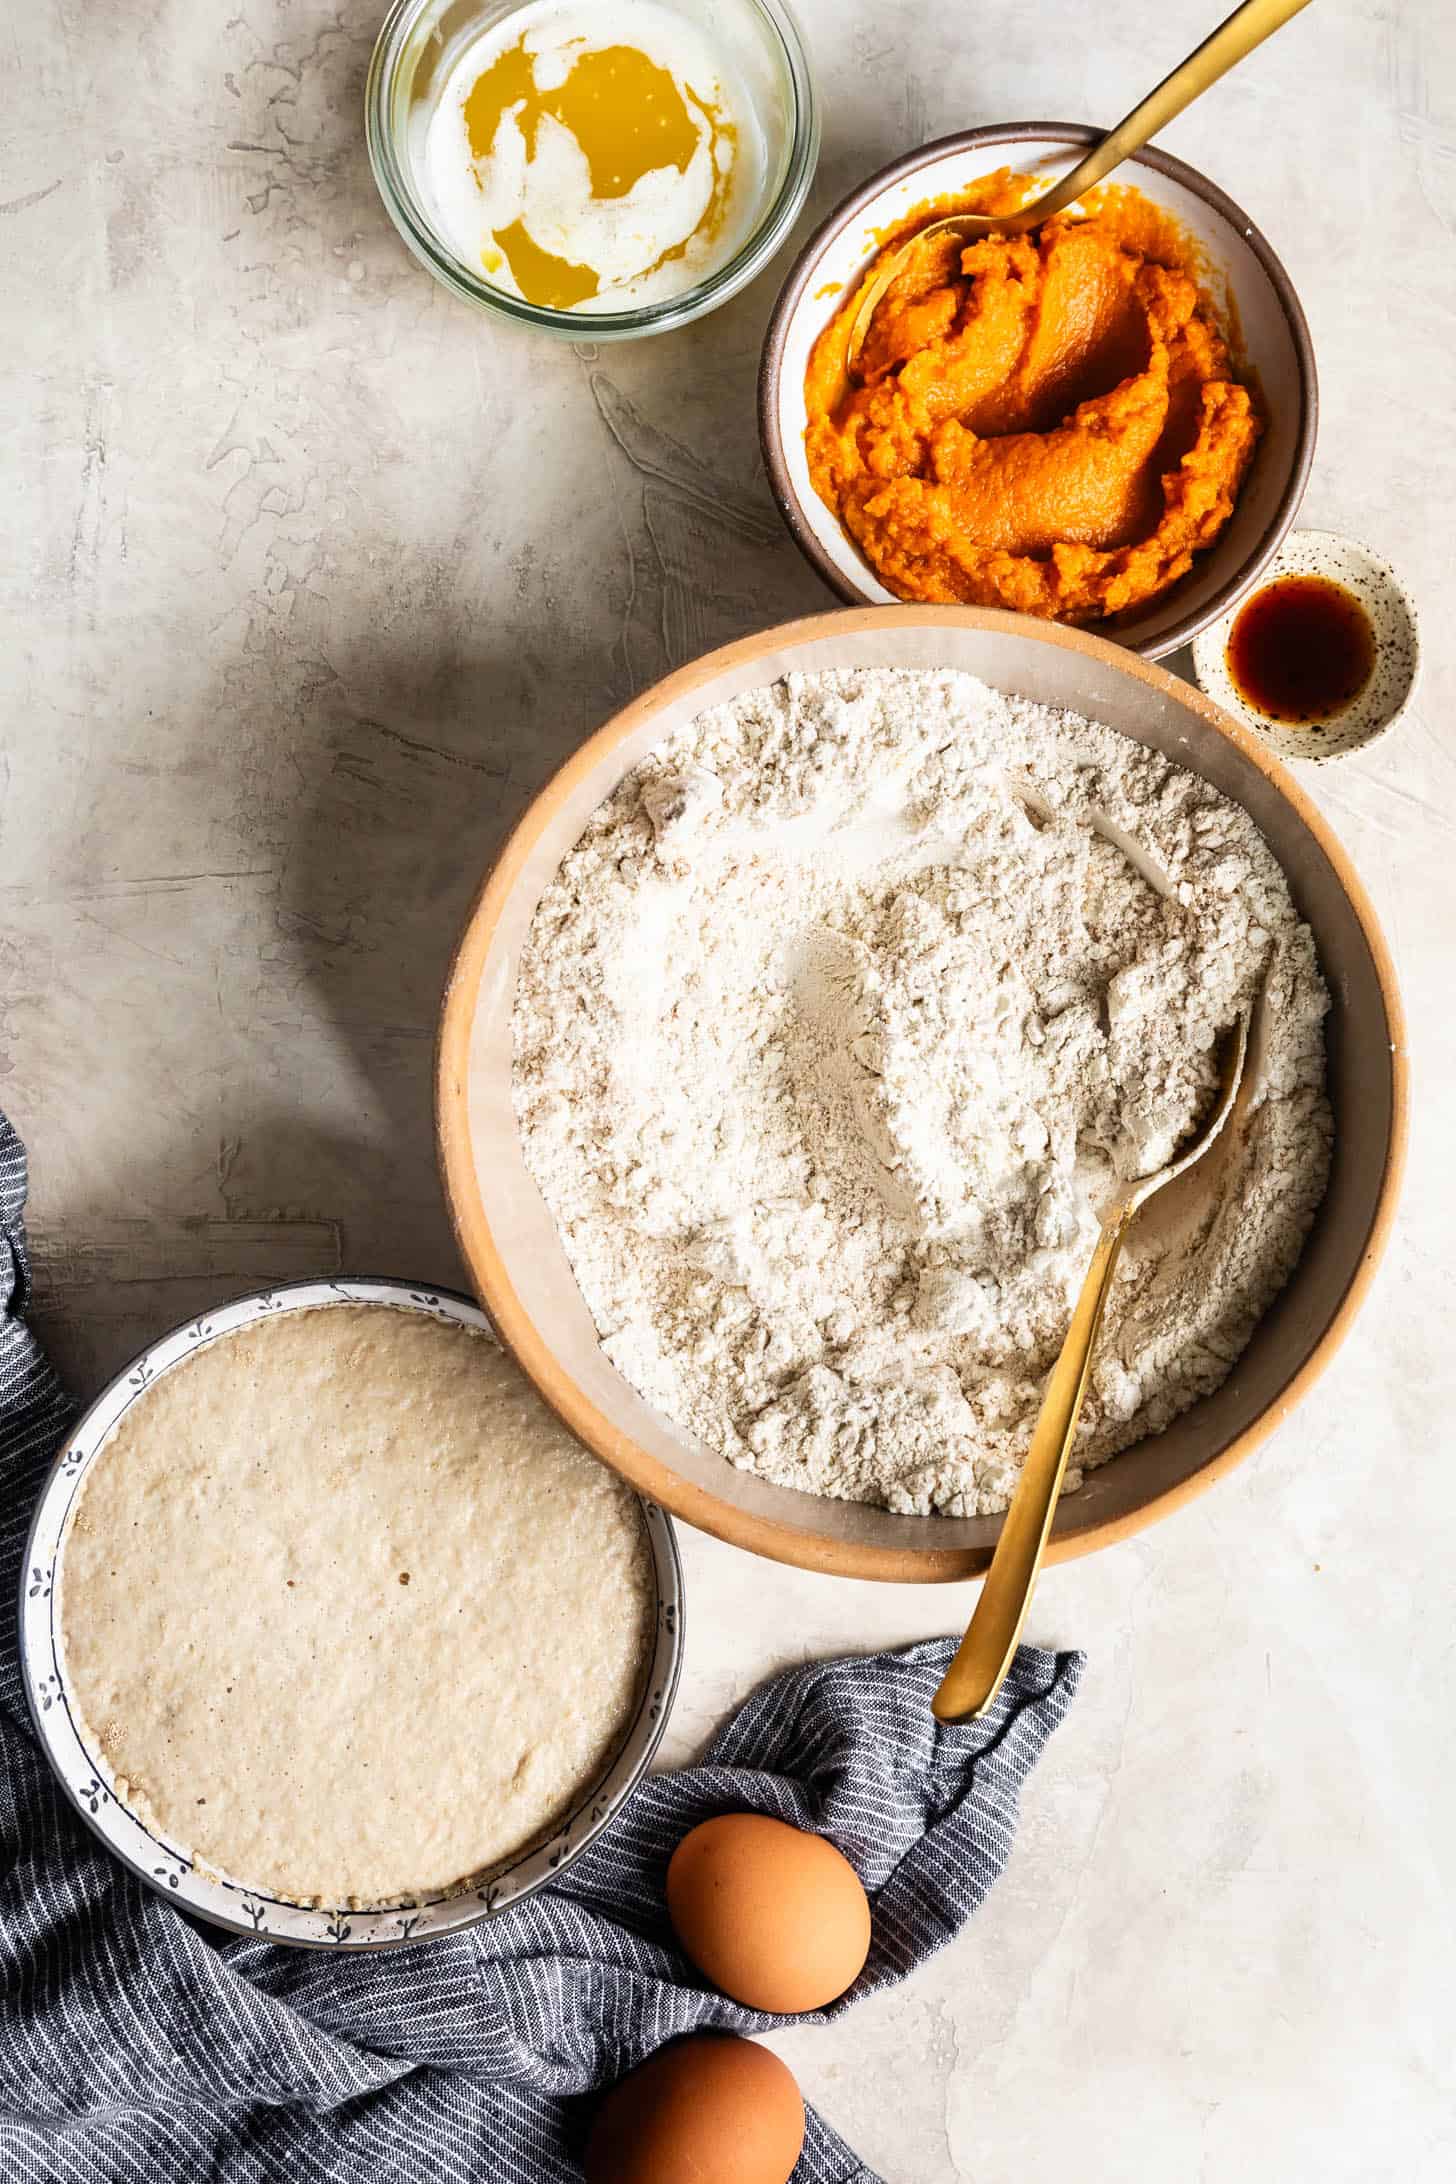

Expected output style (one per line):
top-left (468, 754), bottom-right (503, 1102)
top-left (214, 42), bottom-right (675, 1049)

top-left (512, 669), bottom-right (1332, 1516)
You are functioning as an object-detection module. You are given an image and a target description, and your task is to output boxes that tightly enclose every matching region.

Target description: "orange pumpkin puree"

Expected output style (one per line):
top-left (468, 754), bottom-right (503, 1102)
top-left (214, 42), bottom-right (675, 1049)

top-left (804, 173), bottom-right (1261, 623)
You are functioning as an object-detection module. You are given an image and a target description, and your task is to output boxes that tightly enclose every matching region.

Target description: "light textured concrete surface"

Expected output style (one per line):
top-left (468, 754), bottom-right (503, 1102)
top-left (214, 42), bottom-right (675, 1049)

top-left (4, 1), bottom-right (1453, 2177)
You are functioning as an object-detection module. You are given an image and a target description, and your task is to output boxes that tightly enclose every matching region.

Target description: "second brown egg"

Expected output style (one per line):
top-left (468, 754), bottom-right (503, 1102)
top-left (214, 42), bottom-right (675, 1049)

top-left (666, 1812), bottom-right (872, 2014)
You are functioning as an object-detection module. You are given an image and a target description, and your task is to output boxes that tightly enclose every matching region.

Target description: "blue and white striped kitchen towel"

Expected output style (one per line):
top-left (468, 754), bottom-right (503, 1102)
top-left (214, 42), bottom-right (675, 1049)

top-left (0, 1108), bottom-right (1083, 2183)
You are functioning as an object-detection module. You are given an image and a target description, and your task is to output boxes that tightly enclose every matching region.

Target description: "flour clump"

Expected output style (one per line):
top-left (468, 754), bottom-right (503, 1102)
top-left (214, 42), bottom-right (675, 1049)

top-left (512, 669), bottom-right (1332, 1516)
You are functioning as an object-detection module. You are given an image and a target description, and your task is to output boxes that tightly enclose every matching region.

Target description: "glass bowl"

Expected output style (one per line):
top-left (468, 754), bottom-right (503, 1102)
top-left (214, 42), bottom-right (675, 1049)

top-left (366, 0), bottom-right (818, 339)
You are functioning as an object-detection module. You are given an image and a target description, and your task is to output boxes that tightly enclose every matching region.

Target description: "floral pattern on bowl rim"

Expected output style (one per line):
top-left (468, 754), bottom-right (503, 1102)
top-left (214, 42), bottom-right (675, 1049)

top-left (1191, 528), bottom-right (1420, 762)
top-left (19, 1276), bottom-right (685, 1950)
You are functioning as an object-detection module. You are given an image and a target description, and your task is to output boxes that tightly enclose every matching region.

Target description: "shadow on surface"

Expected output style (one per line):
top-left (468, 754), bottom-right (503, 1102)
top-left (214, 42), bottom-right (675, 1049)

top-left (28, 1113), bottom-right (376, 1396)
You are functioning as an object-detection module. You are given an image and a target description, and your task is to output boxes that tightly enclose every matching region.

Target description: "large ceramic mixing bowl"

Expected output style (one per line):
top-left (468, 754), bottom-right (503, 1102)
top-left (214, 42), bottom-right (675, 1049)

top-left (437, 608), bottom-right (1405, 1582)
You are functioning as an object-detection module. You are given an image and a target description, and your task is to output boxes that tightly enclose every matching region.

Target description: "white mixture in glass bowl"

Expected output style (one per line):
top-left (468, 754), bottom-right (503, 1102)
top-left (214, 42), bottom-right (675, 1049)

top-left (416, 0), bottom-right (762, 311)
top-left (513, 669), bottom-right (1332, 1517)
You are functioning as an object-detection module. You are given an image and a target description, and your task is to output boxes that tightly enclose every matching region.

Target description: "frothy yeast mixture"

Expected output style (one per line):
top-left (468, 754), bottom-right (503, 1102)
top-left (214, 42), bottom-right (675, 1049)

top-left (419, 0), bottom-right (760, 310)
top-left (513, 669), bottom-right (1333, 1518)
top-left (59, 1306), bottom-right (655, 1907)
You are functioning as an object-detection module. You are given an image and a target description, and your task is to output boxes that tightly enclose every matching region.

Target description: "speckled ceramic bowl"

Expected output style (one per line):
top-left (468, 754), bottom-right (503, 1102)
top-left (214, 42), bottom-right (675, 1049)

top-left (20, 1277), bottom-right (684, 1950)
top-left (759, 123), bottom-right (1317, 660)
top-left (1191, 528), bottom-right (1420, 762)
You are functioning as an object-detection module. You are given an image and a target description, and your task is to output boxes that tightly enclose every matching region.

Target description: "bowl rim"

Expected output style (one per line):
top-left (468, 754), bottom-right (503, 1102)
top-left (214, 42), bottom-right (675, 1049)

top-left (364, 0), bottom-right (821, 340)
top-left (437, 605), bottom-right (1407, 1583)
top-left (20, 1274), bottom-right (685, 1948)
top-left (757, 121), bottom-right (1319, 660)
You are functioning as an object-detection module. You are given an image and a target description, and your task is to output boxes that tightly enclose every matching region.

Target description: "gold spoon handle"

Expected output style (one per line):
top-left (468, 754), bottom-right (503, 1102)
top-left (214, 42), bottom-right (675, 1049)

top-left (1003, 0), bottom-right (1314, 234)
top-left (931, 1204), bottom-right (1135, 1723)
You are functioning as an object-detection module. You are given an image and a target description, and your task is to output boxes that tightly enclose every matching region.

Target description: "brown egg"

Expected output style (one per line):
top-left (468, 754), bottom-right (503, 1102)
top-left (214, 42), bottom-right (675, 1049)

top-left (584, 2032), bottom-right (804, 2184)
top-left (666, 1812), bottom-right (872, 2013)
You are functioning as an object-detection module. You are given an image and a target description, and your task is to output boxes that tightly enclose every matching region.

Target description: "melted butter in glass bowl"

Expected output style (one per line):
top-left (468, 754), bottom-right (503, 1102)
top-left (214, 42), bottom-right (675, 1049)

top-left (367, 0), bottom-right (818, 338)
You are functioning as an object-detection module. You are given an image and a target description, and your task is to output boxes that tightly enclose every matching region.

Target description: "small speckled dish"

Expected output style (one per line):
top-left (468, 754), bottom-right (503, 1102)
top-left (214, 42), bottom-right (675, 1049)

top-left (1192, 528), bottom-right (1420, 762)
top-left (20, 1277), bottom-right (684, 1951)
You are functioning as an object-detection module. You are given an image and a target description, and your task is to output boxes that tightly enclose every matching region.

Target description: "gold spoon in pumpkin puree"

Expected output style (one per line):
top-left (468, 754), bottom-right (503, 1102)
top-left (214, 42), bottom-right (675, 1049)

top-left (844, 0), bottom-right (1312, 379)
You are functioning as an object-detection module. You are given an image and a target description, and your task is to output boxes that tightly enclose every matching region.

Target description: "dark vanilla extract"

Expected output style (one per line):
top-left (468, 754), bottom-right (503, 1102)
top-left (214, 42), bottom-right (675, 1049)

top-left (1226, 574), bottom-right (1375, 725)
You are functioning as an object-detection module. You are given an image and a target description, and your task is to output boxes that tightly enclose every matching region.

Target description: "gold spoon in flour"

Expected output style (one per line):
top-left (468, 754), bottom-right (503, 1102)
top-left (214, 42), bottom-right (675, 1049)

top-left (931, 986), bottom-right (1263, 1722)
top-left (842, 0), bottom-right (1312, 381)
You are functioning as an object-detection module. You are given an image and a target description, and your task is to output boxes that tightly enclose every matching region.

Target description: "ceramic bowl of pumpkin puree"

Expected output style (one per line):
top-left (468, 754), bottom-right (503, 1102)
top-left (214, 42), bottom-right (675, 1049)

top-left (760, 124), bottom-right (1316, 659)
